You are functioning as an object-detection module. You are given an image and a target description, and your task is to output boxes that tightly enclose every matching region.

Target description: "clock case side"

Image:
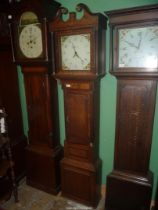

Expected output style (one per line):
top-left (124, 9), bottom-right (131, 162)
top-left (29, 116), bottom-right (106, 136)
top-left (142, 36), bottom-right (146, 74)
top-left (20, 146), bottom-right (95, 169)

top-left (105, 4), bottom-right (158, 78)
top-left (49, 3), bottom-right (107, 80)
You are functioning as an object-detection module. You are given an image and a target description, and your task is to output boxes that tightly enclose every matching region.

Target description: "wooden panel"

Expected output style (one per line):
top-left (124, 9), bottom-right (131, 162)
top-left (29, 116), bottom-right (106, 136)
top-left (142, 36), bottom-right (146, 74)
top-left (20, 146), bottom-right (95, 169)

top-left (63, 82), bottom-right (91, 90)
top-left (114, 80), bottom-right (157, 174)
top-left (61, 158), bottom-right (101, 207)
top-left (26, 146), bottom-right (63, 194)
top-left (64, 89), bottom-right (93, 144)
top-left (24, 71), bottom-right (53, 147)
top-left (62, 165), bottom-right (92, 201)
top-left (64, 141), bottom-right (92, 161)
top-left (106, 171), bottom-right (152, 210)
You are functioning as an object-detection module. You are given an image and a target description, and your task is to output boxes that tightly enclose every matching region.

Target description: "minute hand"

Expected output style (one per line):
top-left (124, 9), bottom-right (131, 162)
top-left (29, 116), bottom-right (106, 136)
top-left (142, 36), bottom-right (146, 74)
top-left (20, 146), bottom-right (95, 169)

top-left (124, 40), bottom-right (138, 49)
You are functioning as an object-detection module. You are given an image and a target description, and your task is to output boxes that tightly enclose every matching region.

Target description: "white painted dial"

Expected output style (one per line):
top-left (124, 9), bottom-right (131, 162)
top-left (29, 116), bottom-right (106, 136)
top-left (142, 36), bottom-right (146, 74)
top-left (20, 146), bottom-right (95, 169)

top-left (19, 24), bottom-right (43, 58)
top-left (61, 34), bottom-right (90, 70)
top-left (118, 25), bottom-right (158, 68)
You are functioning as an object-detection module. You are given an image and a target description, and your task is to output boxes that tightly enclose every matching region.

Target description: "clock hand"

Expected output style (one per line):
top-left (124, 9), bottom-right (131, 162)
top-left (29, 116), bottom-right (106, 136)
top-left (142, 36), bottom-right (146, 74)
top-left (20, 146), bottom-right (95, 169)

top-left (78, 56), bottom-right (84, 64)
top-left (71, 41), bottom-right (85, 64)
top-left (149, 36), bottom-right (158, 41)
top-left (124, 40), bottom-right (138, 49)
top-left (137, 39), bottom-right (141, 49)
top-left (71, 43), bottom-right (82, 59)
top-left (73, 51), bottom-right (84, 64)
top-left (137, 32), bottom-right (142, 49)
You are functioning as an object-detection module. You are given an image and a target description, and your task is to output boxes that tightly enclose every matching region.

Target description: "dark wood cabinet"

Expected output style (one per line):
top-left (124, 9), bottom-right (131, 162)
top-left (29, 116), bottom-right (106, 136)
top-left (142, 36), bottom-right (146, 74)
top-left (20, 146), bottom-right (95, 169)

top-left (0, 2), bottom-right (27, 182)
top-left (105, 4), bottom-right (158, 210)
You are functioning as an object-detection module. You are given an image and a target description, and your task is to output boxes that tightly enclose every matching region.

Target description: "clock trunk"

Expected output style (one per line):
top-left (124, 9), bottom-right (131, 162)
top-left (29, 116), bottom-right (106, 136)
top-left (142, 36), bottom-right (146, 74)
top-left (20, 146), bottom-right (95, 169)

top-left (60, 80), bottom-right (101, 207)
top-left (23, 66), bottom-right (63, 194)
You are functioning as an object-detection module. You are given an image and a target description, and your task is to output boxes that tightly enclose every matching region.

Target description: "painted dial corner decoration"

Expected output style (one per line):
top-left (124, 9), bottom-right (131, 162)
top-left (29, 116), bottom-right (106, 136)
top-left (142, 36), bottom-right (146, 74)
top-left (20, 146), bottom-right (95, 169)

top-left (61, 33), bottom-right (91, 70)
top-left (19, 23), bottom-right (43, 59)
top-left (118, 25), bottom-right (158, 68)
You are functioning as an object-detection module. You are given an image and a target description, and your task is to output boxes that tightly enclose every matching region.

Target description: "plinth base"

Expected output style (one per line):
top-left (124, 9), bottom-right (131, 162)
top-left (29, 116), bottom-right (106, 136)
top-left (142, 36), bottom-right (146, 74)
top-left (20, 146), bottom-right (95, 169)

top-left (61, 157), bottom-right (101, 207)
top-left (26, 145), bottom-right (63, 195)
top-left (105, 170), bottom-right (153, 210)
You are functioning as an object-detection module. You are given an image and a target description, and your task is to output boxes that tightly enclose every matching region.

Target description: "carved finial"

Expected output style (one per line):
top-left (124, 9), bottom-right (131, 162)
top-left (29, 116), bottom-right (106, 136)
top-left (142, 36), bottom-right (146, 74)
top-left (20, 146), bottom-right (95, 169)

top-left (60, 7), bottom-right (69, 15)
top-left (55, 7), bottom-right (69, 20)
top-left (76, 3), bottom-right (92, 15)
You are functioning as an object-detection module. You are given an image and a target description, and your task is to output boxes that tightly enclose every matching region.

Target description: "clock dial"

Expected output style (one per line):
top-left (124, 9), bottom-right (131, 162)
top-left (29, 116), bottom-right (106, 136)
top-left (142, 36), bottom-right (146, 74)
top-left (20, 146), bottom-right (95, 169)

top-left (61, 34), bottom-right (90, 70)
top-left (118, 25), bottom-right (158, 68)
top-left (19, 24), bottom-right (43, 58)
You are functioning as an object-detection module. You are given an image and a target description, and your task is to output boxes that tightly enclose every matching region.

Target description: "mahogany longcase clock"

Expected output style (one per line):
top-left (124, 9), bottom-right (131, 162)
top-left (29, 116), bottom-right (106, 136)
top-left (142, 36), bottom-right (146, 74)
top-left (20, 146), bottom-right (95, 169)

top-left (50, 4), bottom-right (107, 207)
top-left (105, 4), bottom-right (158, 210)
top-left (10, 0), bottom-right (63, 194)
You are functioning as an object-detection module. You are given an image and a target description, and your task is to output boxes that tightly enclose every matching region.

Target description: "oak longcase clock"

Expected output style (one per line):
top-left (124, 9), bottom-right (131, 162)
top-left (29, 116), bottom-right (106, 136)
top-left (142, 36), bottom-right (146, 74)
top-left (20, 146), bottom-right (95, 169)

top-left (10, 0), bottom-right (63, 195)
top-left (50, 4), bottom-right (107, 207)
top-left (105, 4), bottom-right (158, 210)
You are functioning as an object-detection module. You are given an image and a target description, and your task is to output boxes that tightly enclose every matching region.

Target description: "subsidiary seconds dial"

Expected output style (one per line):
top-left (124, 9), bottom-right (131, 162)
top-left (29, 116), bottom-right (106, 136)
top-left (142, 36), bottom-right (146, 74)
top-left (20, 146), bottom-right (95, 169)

top-left (118, 25), bottom-right (158, 68)
top-left (19, 24), bottom-right (43, 58)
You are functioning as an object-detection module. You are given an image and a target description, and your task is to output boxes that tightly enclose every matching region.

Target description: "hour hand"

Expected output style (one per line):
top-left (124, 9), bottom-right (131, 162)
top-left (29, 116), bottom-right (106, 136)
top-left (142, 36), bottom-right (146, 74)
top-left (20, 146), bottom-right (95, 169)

top-left (71, 42), bottom-right (84, 63)
top-left (73, 51), bottom-right (78, 58)
top-left (124, 40), bottom-right (138, 49)
top-left (137, 32), bottom-right (142, 49)
top-left (74, 51), bottom-right (85, 63)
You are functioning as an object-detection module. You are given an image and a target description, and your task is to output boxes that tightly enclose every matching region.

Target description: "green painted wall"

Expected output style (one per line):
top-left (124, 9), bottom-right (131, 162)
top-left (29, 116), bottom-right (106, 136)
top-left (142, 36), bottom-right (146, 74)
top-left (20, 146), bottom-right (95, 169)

top-left (19, 0), bottom-right (158, 199)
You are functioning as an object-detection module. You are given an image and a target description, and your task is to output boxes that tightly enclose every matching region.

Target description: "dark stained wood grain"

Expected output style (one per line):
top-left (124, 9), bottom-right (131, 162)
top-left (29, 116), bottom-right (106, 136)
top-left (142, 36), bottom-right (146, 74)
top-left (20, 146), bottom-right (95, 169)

top-left (114, 80), bottom-right (157, 174)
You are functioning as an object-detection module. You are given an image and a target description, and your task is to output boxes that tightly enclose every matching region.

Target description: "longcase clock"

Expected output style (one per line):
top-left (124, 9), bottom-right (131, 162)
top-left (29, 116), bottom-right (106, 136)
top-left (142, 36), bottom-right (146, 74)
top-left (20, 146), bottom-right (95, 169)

top-left (50, 4), bottom-right (107, 207)
top-left (105, 4), bottom-right (158, 210)
top-left (10, 0), bottom-right (63, 194)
